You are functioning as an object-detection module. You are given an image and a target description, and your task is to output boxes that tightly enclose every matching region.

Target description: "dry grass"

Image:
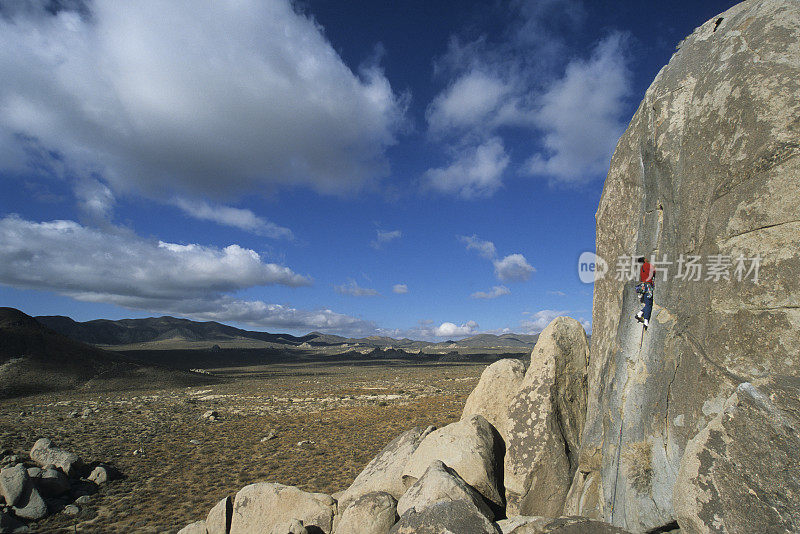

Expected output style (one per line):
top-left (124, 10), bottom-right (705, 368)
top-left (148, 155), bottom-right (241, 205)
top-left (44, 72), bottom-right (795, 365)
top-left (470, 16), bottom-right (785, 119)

top-left (0, 360), bottom-right (486, 533)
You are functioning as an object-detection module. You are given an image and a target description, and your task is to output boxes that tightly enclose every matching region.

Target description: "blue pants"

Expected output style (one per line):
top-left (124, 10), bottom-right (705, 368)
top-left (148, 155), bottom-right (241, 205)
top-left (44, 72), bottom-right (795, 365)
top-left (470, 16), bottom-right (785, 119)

top-left (641, 293), bottom-right (653, 321)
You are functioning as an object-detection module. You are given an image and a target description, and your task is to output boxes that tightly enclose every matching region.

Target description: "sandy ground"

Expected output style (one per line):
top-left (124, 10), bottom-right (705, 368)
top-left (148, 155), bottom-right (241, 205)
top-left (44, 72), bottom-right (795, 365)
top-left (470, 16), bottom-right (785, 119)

top-left (0, 360), bottom-right (492, 533)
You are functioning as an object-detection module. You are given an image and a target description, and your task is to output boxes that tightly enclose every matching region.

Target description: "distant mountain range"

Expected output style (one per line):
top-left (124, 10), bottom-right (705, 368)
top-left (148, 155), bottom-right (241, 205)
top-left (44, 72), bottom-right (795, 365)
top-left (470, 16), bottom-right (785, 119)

top-left (35, 314), bottom-right (539, 352)
top-left (0, 308), bottom-right (215, 398)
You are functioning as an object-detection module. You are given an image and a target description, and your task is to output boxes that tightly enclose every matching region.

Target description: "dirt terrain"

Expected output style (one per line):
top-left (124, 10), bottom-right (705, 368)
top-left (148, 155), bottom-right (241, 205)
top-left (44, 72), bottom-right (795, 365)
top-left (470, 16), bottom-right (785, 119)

top-left (0, 359), bottom-right (501, 533)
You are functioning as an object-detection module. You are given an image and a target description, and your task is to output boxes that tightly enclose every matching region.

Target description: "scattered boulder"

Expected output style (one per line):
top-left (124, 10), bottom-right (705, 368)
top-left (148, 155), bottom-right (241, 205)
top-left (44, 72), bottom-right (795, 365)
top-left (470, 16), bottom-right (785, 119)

top-left (335, 491), bottom-right (397, 534)
top-left (337, 426), bottom-right (435, 510)
top-left (11, 480), bottom-right (47, 521)
top-left (389, 499), bottom-right (501, 534)
top-left (37, 467), bottom-right (70, 497)
top-left (229, 483), bottom-right (335, 534)
top-left (674, 378), bottom-right (800, 533)
top-left (62, 504), bottom-right (79, 516)
top-left (206, 495), bottom-right (233, 534)
top-left (403, 415), bottom-right (504, 509)
top-left (30, 439), bottom-right (83, 477)
top-left (87, 465), bottom-right (110, 485)
top-left (177, 520), bottom-right (208, 534)
top-left (504, 317), bottom-right (588, 517)
top-left (0, 464), bottom-right (28, 506)
top-left (397, 460), bottom-right (493, 520)
top-left (270, 519), bottom-right (308, 534)
top-left (462, 358), bottom-right (526, 444)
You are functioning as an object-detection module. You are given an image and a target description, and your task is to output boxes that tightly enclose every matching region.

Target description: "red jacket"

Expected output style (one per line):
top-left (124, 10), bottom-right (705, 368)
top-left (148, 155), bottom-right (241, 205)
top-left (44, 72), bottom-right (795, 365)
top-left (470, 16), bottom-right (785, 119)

top-left (640, 262), bottom-right (655, 285)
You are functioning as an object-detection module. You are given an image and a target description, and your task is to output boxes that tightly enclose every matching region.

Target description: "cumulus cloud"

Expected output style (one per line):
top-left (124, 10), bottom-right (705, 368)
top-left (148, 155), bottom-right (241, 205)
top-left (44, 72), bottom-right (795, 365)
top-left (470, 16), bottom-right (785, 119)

top-left (0, 1), bottom-right (405, 198)
top-left (434, 320), bottom-right (478, 338)
top-left (173, 198), bottom-right (293, 239)
top-left (423, 138), bottom-right (509, 199)
top-left (470, 285), bottom-right (510, 299)
top-left (371, 229), bottom-right (402, 249)
top-left (74, 178), bottom-right (115, 221)
top-left (526, 33), bottom-right (630, 185)
top-left (334, 279), bottom-right (380, 297)
top-left (457, 234), bottom-right (497, 260)
top-left (520, 309), bottom-right (568, 334)
top-left (426, 71), bottom-right (516, 134)
top-left (392, 284), bottom-right (408, 294)
top-left (493, 254), bottom-right (535, 282)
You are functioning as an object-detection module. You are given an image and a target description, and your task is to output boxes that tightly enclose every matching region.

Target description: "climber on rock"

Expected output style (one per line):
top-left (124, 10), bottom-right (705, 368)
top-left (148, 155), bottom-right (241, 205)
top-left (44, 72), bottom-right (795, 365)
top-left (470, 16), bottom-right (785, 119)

top-left (635, 256), bottom-right (655, 328)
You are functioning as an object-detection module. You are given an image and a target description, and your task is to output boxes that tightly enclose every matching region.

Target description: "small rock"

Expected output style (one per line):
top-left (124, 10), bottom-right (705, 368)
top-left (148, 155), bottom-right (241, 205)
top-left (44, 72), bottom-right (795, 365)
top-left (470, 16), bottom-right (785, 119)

top-left (63, 504), bottom-right (80, 516)
top-left (81, 408), bottom-right (92, 419)
top-left (26, 467), bottom-right (42, 479)
top-left (261, 430), bottom-right (278, 442)
top-left (201, 410), bottom-right (219, 421)
top-left (75, 495), bottom-right (91, 505)
top-left (68, 411), bottom-right (79, 418)
top-left (296, 440), bottom-right (315, 448)
top-left (87, 466), bottom-right (109, 485)
top-left (189, 439), bottom-right (201, 446)
top-left (132, 448), bottom-right (144, 456)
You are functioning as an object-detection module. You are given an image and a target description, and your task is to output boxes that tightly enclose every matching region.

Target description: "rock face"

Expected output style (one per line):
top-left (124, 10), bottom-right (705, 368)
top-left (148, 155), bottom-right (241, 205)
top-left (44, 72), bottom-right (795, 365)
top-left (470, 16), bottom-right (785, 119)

top-left (566, 1), bottom-right (800, 532)
top-left (229, 482), bottom-right (335, 534)
top-left (336, 491), bottom-right (398, 534)
top-left (338, 426), bottom-right (435, 510)
top-left (206, 495), bottom-right (233, 534)
top-left (674, 378), bottom-right (800, 533)
top-left (462, 358), bottom-right (526, 443)
top-left (396, 460), bottom-right (493, 520)
top-left (504, 317), bottom-right (589, 516)
top-left (389, 499), bottom-right (501, 534)
top-left (403, 415), bottom-right (504, 510)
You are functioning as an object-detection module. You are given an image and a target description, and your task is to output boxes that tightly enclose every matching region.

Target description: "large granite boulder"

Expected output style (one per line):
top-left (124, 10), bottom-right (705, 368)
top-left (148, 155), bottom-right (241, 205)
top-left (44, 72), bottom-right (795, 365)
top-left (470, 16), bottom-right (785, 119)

top-left (206, 495), bottom-right (232, 534)
top-left (397, 460), bottom-right (493, 520)
top-left (462, 358), bottom-right (526, 444)
top-left (566, 1), bottom-right (800, 532)
top-left (30, 439), bottom-right (83, 477)
top-left (389, 499), bottom-right (501, 534)
top-left (0, 464), bottom-right (28, 506)
top-left (498, 516), bottom-right (634, 534)
top-left (335, 491), bottom-right (397, 534)
top-left (674, 378), bottom-right (800, 533)
top-left (504, 317), bottom-right (589, 516)
top-left (338, 426), bottom-right (435, 511)
top-left (229, 483), bottom-right (335, 534)
top-left (177, 521), bottom-right (207, 534)
top-left (403, 415), bottom-right (504, 510)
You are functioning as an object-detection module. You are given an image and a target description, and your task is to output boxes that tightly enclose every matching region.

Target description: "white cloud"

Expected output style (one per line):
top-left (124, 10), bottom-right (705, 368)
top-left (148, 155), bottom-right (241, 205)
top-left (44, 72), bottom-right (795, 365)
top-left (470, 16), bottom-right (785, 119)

top-left (493, 253), bottom-right (535, 282)
top-left (520, 309), bottom-right (568, 334)
top-left (0, 1), bottom-right (405, 198)
top-left (173, 198), bottom-right (293, 239)
top-left (371, 229), bottom-right (402, 249)
top-left (458, 234), bottom-right (497, 260)
top-left (548, 290), bottom-right (567, 296)
top-left (471, 285), bottom-right (510, 299)
top-left (423, 138), bottom-right (509, 199)
top-left (526, 33), bottom-right (630, 185)
top-left (434, 320), bottom-right (478, 338)
top-left (334, 279), bottom-right (380, 297)
top-left (426, 71), bottom-right (513, 134)
top-left (392, 284), bottom-right (408, 294)
top-left (74, 178), bottom-right (115, 221)
top-left (0, 215), bottom-right (310, 301)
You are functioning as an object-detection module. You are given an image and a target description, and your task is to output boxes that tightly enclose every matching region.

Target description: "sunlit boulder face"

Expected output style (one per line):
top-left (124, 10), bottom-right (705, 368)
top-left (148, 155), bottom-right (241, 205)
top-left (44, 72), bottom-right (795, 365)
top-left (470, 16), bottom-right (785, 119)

top-left (564, 1), bottom-right (800, 532)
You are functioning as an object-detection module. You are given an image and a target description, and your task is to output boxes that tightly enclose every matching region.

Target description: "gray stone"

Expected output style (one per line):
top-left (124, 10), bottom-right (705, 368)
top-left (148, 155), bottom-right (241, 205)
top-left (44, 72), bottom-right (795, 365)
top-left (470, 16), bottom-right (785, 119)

top-left (11, 481), bottom-right (47, 520)
top-left (496, 516), bottom-right (550, 534)
top-left (178, 520), bottom-right (208, 534)
top-left (462, 358), bottom-right (526, 444)
top-left (338, 426), bottom-right (435, 510)
top-left (30, 439), bottom-right (82, 477)
top-left (206, 495), bottom-right (232, 534)
top-left (25, 467), bottom-right (41, 479)
top-left (270, 519), bottom-right (308, 534)
top-left (674, 378), bottom-right (800, 533)
top-left (87, 465), bottom-right (109, 485)
top-left (63, 504), bottom-right (79, 516)
top-left (0, 464), bottom-right (28, 506)
top-left (75, 495), bottom-right (91, 505)
top-left (229, 482), bottom-right (335, 534)
top-left (403, 416), bottom-right (504, 509)
top-left (335, 491), bottom-right (397, 534)
top-left (389, 499), bottom-right (501, 534)
top-left (504, 317), bottom-right (588, 517)
top-left (397, 460), bottom-right (493, 520)
top-left (565, 1), bottom-right (800, 532)
top-left (497, 516), bottom-right (634, 534)
top-left (37, 467), bottom-right (70, 497)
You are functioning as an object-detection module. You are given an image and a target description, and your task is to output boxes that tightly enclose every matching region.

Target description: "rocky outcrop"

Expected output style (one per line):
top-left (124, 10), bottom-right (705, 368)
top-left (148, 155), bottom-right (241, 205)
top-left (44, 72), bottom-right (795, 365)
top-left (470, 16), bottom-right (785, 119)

top-left (504, 317), bottom-right (588, 517)
top-left (206, 495), bottom-right (233, 534)
top-left (396, 460), bottom-right (494, 520)
top-left (674, 378), bottom-right (800, 533)
top-left (337, 426), bottom-right (435, 510)
top-left (389, 499), bottom-right (501, 534)
top-left (229, 482), bottom-right (336, 534)
top-left (566, 1), bottom-right (800, 532)
top-left (462, 358), bottom-right (526, 443)
top-left (335, 491), bottom-right (398, 534)
top-left (403, 415), bottom-right (504, 510)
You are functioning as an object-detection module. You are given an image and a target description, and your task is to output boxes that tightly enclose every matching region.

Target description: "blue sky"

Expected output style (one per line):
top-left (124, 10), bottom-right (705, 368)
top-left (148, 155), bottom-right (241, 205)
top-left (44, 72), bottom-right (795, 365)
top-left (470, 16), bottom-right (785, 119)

top-left (0, 0), bottom-right (737, 339)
